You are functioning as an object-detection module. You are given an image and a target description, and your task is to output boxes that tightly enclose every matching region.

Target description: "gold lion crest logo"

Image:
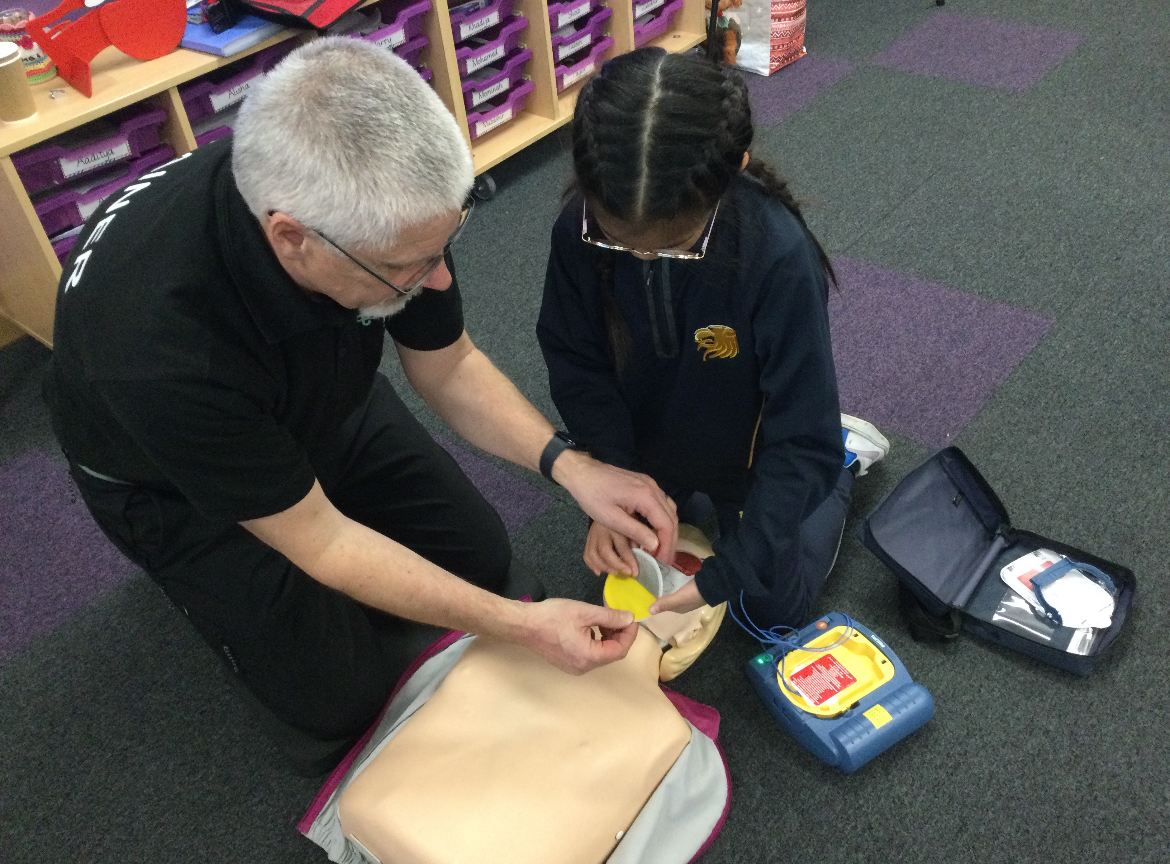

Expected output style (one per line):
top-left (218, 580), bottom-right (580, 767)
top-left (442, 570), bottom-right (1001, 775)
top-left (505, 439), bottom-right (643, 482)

top-left (694, 325), bottom-right (739, 360)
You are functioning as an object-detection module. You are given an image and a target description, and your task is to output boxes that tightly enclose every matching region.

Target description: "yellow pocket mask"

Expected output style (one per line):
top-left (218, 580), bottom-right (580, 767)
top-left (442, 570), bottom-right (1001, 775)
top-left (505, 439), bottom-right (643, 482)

top-left (603, 524), bottom-right (727, 681)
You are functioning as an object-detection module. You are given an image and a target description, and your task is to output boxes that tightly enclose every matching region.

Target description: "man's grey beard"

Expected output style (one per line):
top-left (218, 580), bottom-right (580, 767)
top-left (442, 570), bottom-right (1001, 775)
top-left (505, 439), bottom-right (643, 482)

top-left (357, 288), bottom-right (419, 321)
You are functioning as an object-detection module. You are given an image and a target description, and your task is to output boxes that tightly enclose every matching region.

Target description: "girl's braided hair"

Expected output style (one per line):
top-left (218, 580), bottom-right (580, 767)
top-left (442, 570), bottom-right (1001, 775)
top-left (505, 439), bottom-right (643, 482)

top-left (571, 48), bottom-right (836, 371)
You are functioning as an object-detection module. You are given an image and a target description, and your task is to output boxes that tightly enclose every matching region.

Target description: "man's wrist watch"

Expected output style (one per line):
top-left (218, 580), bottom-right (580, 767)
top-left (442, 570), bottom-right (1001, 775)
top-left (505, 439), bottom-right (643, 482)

top-left (539, 431), bottom-right (581, 483)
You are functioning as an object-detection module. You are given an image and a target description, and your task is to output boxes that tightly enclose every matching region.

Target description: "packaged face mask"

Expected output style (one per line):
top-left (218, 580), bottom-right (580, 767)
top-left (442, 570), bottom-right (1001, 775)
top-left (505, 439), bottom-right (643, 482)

top-left (1001, 549), bottom-right (1115, 629)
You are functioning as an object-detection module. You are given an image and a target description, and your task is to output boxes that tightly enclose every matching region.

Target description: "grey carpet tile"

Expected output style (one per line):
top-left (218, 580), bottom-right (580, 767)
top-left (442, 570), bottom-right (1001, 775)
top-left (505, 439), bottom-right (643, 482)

top-left (0, 337), bottom-right (57, 465)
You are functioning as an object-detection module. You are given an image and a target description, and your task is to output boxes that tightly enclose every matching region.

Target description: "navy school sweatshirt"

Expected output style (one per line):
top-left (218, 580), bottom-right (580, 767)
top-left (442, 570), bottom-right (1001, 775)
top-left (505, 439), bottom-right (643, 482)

top-left (537, 172), bottom-right (845, 609)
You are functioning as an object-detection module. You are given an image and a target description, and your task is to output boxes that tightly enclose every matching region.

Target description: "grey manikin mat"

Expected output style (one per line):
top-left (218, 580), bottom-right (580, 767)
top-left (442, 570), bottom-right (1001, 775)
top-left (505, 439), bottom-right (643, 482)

top-left (304, 636), bottom-right (728, 864)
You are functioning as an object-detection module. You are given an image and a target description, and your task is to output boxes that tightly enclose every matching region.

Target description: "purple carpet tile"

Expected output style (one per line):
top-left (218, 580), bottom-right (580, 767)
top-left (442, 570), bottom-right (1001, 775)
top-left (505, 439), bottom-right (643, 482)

top-left (828, 257), bottom-right (1053, 448)
top-left (0, 451), bottom-right (137, 663)
top-left (745, 54), bottom-right (858, 125)
top-left (435, 437), bottom-right (554, 536)
top-left (870, 11), bottom-right (1084, 94)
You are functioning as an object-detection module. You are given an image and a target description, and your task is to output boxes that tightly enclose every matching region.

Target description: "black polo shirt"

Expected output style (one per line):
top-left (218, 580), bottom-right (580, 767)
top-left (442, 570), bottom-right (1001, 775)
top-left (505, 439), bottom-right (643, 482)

top-left (45, 138), bottom-right (465, 524)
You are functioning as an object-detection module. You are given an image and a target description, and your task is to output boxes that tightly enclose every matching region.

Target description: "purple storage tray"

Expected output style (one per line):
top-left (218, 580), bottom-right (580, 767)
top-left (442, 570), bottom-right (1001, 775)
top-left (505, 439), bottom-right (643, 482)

top-left (633, 0), bottom-right (684, 47)
top-left (466, 78), bottom-right (533, 140)
top-left (192, 102), bottom-right (241, 147)
top-left (195, 126), bottom-right (234, 147)
top-left (394, 34), bottom-right (429, 67)
top-left (547, 0), bottom-right (600, 32)
top-left (550, 6), bottom-right (610, 63)
top-left (179, 42), bottom-right (297, 126)
top-left (460, 48), bottom-right (530, 110)
top-left (13, 104), bottom-right (168, 196)
top-left (555, 35), bottom-right (612, 92)
top-left (455, 16), bottom-right (527, 78)
top-left (355, 0), bottom-right (431, 51)
top-left (448, 0), bottom-right (510, 45)
top-left (33, 146), bottom-right (175, 237)
top-left (53, 232), bottom-right (79, 264)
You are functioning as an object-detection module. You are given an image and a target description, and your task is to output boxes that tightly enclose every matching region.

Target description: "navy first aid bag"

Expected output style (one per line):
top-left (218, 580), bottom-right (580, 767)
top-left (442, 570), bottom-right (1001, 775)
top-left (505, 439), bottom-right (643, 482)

top-left (857, 447), bottom-right (1135, 675)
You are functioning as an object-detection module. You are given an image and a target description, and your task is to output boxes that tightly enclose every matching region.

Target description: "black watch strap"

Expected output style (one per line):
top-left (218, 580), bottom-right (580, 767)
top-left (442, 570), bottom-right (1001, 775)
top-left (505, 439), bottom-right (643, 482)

top-left (539, 431), bottom-right (579, 483)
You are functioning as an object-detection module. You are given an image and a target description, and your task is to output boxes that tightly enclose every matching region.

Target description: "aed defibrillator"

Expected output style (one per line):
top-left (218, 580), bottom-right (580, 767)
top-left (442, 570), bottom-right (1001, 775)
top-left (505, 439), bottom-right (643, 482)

top-left (741, 611), bottom-right (934, 774)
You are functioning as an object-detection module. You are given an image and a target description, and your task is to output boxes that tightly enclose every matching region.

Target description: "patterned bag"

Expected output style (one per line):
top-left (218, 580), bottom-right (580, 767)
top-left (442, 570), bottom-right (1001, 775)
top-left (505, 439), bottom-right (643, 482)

top-left (769, 0), bottom-right (806, 73)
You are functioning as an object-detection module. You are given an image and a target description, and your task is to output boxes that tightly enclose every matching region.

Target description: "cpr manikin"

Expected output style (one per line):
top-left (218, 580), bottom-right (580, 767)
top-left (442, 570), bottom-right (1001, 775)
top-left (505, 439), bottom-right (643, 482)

top-left (303, 526), bottom-right (728, 864)
top-left (604, 524), bottom-right (728, 681)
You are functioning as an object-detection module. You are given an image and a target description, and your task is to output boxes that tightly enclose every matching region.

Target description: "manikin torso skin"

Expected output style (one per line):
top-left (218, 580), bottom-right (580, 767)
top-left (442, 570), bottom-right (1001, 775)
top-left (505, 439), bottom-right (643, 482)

top-left (336, 527), bottom-right (725, 864)
top-left (338, 629), bottom-right (690, 864)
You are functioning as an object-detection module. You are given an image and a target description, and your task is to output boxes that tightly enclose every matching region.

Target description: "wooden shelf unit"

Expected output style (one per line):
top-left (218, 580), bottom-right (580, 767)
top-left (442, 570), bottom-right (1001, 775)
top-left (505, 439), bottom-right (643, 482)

top-left (0, 0), bottom-right (703, 348)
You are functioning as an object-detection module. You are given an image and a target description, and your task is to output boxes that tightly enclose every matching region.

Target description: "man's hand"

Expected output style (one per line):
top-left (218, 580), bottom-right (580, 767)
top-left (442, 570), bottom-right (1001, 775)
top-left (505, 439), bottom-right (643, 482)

top-left (521, 598), bottom-right (640, 674)
top-left (552, 450), bottom-right (678, 566)
top-left (397, 337), bottom-right (677, 565)
top-left (584, 520), bottom-right (640, 577)
top-left (649, 579), bottom-right (706, 616)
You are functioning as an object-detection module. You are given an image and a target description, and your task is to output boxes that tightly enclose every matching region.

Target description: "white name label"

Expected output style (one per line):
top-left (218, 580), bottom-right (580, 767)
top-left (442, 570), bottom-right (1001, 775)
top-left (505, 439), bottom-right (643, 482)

top-left (209, 80), bottom-right (253, 114)
top-left (460, 10), bottom-right (499, 41)
top-left (559, 33), bottom-right (592, 60)
top-left (476, 107), bottom-right (513, 137)
top-left (467, 43), bottom-right (505, 74)
top-left (557, 1), bottom-right (591, 28)
top-left (60, 142), bottom-right (131, 180)
top-left (471, 77), bottom-right (511, 107)
top-left (374, 27), bottom-right (407, 49)
top-left (634, 0), bottom-right (664, 17)
top-left (563, 60), bottom-right (595, 89)
top-left (77, 195), bottom-right (110, 221)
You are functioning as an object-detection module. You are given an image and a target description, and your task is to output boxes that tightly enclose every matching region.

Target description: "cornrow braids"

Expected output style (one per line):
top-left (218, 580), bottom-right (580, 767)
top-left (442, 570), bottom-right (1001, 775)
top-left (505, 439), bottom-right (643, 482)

top-left (712, 63), bottom-right (837, 286)
top-left (591, 247), bottom-right (635, 374)
top-left (743, 159), bottom-right (838, 288)
top-left (569, 48), bottom-right (838, 366)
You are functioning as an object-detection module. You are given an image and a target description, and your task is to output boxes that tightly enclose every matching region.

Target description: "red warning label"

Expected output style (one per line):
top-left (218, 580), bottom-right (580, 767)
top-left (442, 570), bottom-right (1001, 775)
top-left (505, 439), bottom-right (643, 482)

top-left (788, 655), bottom-right (857, 706)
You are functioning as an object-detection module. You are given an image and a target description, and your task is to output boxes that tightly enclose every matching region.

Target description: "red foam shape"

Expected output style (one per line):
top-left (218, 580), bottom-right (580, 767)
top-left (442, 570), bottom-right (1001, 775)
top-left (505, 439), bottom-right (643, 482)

top-left (28, 0), bottom-right (186, 98)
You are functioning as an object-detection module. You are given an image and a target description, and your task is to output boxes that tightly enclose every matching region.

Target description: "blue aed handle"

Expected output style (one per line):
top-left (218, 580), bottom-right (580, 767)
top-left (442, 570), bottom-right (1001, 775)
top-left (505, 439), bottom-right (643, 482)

top-left (743, 615), bottom-right (935, 774)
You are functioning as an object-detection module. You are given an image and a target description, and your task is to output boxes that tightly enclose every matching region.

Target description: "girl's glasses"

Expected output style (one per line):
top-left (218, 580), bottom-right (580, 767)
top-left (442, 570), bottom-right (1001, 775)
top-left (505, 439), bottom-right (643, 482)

top-left (313, 198), bottom-right (474, 298)
top-left (580, 200), bottom-right (720, 260)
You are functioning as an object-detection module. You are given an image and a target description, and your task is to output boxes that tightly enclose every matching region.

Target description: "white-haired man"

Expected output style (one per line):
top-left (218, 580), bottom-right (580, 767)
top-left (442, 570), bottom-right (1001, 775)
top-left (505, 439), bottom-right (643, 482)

top-left (44, 39), bottom-right (677, 765)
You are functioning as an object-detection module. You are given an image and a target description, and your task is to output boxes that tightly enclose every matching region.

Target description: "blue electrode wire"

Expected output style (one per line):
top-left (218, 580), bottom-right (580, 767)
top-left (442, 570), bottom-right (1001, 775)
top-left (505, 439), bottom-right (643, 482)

top-left (729, 593), bottom-right (856, 700)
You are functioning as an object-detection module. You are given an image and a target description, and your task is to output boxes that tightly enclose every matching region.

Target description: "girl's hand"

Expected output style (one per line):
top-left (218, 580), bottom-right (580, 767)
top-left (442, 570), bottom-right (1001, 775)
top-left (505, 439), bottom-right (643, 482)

top-left (649, 580), bottom-right (706, 615)
top-left (552, 450), bottom-right (678, 567)
top-left (584, 520), bottom-right (640, 577)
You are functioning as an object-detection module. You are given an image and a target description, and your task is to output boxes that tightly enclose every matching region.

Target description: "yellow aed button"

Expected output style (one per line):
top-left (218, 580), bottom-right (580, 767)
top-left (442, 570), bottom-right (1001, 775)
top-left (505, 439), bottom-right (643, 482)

top-left (864, 705), bottom-right (893, 729)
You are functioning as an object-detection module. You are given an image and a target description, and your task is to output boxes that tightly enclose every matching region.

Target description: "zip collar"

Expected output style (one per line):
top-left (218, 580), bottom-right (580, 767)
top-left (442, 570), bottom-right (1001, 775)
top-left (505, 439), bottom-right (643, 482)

top-left (642, 258), bottom-right (679, 359)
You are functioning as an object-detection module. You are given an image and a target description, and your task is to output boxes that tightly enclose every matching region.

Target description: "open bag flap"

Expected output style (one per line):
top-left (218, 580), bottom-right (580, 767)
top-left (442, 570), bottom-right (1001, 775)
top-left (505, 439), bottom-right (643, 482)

top-left (861, 447), bottom-right (1011, 612)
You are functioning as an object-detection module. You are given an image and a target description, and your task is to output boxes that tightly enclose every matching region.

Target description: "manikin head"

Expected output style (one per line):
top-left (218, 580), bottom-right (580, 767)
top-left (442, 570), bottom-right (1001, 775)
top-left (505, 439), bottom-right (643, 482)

top-left (571, 48), bottom-right (753, 260)
top-left (232, 38), bottom-right (474, 319)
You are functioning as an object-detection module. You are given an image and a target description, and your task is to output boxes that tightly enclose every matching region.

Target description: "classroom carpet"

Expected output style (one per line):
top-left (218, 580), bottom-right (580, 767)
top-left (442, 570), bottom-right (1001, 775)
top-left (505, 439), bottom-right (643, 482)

top-left (2, 1), bottom-right (1167, 861)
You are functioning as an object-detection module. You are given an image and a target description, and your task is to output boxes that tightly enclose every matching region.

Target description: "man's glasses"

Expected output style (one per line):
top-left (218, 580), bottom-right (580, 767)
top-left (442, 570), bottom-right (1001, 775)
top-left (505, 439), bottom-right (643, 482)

top-left (580, 200), bottom-right (719, 260)
top-left (314, 197), bottom-right (475, 297)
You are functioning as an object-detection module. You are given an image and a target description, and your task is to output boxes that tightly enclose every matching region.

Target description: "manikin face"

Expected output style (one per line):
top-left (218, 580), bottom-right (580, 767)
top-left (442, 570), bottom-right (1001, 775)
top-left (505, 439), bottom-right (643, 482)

top-left (265, 210), bottom-right (462, 318)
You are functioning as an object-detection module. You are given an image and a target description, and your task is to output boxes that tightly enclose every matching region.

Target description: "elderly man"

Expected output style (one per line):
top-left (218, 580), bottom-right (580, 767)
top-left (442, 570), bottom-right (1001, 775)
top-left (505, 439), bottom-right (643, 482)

top-left (44, 38), bottom-right (676, 765)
